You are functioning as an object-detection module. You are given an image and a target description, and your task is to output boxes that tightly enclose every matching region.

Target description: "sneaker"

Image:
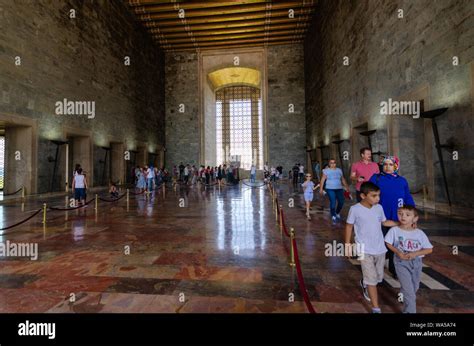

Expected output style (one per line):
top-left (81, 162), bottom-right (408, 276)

top-left (372, 307), bottom-right (381, 313)
top-left (331, 216), bottom-right (337, 223)
top-left (336, 214), bottom-right (341, 220)
top-left (360, 279), bottom-right (371, 302)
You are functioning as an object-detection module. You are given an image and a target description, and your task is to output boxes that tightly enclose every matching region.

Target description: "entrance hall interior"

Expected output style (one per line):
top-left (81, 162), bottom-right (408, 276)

top-left (0, 0), bottom-right (472, 314)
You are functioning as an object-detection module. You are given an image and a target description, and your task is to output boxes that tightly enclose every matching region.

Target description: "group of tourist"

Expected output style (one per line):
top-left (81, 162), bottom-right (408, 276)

top-left (134, 165), bottom-right (167, 193)
top-left (262, 163), bottom-right (285, 183)
top-left (301, 146), bottom-right (432, 314)
top-left (172, 162), bottom-right (239, 186)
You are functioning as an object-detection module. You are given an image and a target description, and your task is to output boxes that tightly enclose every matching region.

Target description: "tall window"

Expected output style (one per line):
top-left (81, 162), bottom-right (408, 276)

top-left (216, 86), bottom-right (263, 169)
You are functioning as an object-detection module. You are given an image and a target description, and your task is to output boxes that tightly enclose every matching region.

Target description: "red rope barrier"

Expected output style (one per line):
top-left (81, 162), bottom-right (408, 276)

top-left (272, 188), bottom-right (316, 313)
top-left (49, 198), bottom-right (95, 211)
top-left (98, 193), bottom-right (127, 202)
top-left (291, 237), bottom-right (316, 313)
top-left (2, 187), bottom-right (23, 196)
top-left (280, 210), bottom-right (291, 238)
top-left (0, 209), bottom-right (42, 231)
top-left (129, 189), bottom-right (146, 195)
top-left (242, 179), bottom-right (267, 188)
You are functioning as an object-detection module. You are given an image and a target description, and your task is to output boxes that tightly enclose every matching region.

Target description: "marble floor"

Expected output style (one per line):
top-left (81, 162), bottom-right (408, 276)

top-left (0, 181), bottom-right (472, 313)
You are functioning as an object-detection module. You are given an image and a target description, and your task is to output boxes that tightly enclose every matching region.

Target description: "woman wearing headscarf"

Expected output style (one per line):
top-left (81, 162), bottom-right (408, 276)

top-left (369, 155), bottom-right (415, 279)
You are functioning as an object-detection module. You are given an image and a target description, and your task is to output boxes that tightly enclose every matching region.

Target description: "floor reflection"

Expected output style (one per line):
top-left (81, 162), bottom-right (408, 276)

top-left (217, 187), bottom-right (266, 253)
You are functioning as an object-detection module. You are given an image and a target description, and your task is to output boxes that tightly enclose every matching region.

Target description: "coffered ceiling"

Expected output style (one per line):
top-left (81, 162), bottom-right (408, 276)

top-left (125, 0), bottom-right (317, 52)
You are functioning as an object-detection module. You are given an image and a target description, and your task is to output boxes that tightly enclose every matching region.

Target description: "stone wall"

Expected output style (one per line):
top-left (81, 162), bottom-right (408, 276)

top-left (0, 0), bottom-right (165, 192)
top-left (164, 51), bottom-right (200, 167)
top-left (267, 44), bottom-right (306, 173)
top-left (165, 45), bottom-right (306, 174)
top-left (305, 0), bottom-right (474, 208)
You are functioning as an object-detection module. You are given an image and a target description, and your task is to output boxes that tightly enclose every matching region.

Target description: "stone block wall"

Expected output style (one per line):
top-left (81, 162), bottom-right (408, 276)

top-left (0, 0), bottom-right (165, 192)
top-left (164, 51), bottom-right (200, 167)
top-left (305, 0), bottom-right (474, 208)
top-left (165, 44), bottom-right (306, 174)
top-left (267, 44), bottom-right (306, 172)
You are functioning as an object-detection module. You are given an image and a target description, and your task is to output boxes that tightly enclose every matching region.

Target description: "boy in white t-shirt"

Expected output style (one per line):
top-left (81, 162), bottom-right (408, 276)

top-left (385, 205), bottom-right (433, 313)
top-left (345, 182), bottom-right (398, 313)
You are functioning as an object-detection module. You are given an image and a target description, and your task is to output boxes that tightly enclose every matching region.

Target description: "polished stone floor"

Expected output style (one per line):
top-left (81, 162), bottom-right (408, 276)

top-left (0, 181), bottom-right (472, 313)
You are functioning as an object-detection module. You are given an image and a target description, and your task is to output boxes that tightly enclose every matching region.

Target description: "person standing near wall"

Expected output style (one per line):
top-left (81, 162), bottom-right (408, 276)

top-left (217, 165), bottom-right (223, 187)
top-left (277, 165), bottom-right (283, 177)
top-left (205, 166), bottom-right (211, 185)
top-left (191, 165), bottom-right (197, 185)
top-left (148, 165), bottom-right (155, 191)
top-left (178, 162), bottom-right (185, 181)
top-left (250, 164), bottom-right (256, 183)
top-left (183, 164), bottom-right (189, 185)
top-left (350, 148), bottom-right (380, 202)
top-left (298, 163), bottom-right (305, 183)
top-left (292, 163), bottom-right (299, 187)
top-left (136, 166), bottom-right (146, 193)
top-left (270, 165), bottom-right (276, 182)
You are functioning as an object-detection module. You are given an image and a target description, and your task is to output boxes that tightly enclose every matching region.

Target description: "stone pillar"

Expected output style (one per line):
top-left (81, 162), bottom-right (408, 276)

top-left (5, 126), bottom-right (34, 194)
top-left (222, 90), bottom-right (231, 163)
top-left (111, 143), bottom-right (125, 184)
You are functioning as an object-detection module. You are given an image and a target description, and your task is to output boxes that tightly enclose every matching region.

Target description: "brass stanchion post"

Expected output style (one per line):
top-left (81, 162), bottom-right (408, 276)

top-left (42, 203), bottom-right (47, 224)
top-left (275, 201), bottom-right (278, 222)
top-left (279, 205), bottom-right (283, 235)
top-left (21, 186), bottom-right (25, 199)
top-left (95, 194), bottom-right (98, 211)
top-left (126, 189), bottom-right (129, 203)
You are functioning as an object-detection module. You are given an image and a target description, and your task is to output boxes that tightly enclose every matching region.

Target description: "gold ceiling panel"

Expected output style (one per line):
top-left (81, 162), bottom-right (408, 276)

top-left (125, 0), bottom-right (317, 52)
top-left (208, 67), bottom-right (261, 91)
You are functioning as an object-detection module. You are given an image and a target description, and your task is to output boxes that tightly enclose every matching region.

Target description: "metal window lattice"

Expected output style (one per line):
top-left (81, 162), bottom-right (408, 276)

top-left (216, 86), bottom-right (262, 169)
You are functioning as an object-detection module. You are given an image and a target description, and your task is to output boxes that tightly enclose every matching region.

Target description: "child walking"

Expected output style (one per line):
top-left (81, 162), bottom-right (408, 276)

top-left (302, 173), bottom-right (317, 220)
top-left (385, 205), bottom-right (433, 313)
top-left (72, 168), bottom-right (88, 206)
top-left (345, 182), bottom-right (398, 313)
